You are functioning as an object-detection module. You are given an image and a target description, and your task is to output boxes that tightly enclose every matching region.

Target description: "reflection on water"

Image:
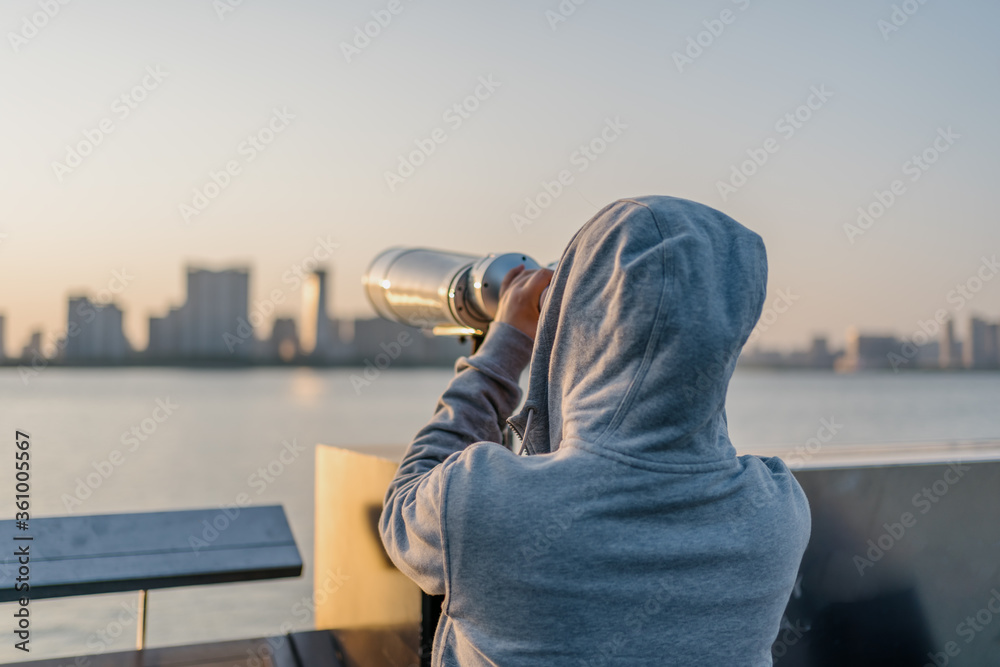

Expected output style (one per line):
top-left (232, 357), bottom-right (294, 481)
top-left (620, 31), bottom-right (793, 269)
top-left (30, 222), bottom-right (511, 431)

top-left (289, 367), bottom-right (327, 404)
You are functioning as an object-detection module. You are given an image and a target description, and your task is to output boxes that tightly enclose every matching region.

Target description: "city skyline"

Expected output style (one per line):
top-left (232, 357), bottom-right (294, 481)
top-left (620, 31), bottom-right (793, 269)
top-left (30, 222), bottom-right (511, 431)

top-left (0, 262), bottom-right (472, 368)
top-left (2, 1), bottom-right (999, 356)
top-left (1, 259), bottom-right (999, 372)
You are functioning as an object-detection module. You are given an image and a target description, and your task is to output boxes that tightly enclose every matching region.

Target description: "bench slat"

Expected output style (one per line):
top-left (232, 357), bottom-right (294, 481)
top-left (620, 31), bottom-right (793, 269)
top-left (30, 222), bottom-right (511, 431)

top-left (0, 505), bottom-right (302, 602)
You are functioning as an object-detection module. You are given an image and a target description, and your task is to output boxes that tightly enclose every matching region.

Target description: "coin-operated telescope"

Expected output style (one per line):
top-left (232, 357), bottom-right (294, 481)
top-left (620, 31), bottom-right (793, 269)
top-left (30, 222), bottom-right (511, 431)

top-left (363, 248), bottom-right (546, 337)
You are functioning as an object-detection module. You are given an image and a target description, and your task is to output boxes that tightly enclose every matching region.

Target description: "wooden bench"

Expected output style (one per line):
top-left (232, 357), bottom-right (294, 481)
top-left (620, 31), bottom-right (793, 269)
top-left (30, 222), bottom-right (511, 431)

top-left (0, 505), bottom-right (302, 650)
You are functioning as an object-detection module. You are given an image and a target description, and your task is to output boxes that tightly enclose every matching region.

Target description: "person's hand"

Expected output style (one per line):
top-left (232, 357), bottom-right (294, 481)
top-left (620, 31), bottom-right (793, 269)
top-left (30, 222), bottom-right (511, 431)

top-left (494, 265), bottom-right (554, 341)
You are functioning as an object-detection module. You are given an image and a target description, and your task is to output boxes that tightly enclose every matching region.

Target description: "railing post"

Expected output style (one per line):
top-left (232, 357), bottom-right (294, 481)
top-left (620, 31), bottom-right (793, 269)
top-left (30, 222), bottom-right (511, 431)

top-left (136, 589), bottom-right (148, 650)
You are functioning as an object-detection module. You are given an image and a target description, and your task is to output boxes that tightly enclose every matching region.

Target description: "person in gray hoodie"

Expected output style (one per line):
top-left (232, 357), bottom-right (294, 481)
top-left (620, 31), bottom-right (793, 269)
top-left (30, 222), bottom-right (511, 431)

top-left (380, 195), bottom-right (812, 666)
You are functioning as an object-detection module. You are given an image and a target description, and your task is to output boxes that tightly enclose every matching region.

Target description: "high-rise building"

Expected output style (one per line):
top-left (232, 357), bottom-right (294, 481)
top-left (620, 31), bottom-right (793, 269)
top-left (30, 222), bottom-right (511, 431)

top-left (147, 315), bottom-right (170, 358)
top-left (939, 318), bottom-right (962, 369)
top-left (835, 328), bottom-right (898, 372)
top-left (326, 318), bottom-right (356, 362)
top-left (21, 331), bottom-right (44, 361)
top-left (147, 267), bottom-right (250, 360)
top-left (806, 336), bottom-right (835, 369)
top-left (300, 269), bottom-right (333, 358)
top-left (914, 341), bottom-right (940, 368)
top-left (184, 267), bottom-right (250, 358)
top-left (965, 316), bottom-right (1000, 369)
top-left (984, 320), bottom-right (997, 367)
top-left (64, 297), bottom-right (130, 362)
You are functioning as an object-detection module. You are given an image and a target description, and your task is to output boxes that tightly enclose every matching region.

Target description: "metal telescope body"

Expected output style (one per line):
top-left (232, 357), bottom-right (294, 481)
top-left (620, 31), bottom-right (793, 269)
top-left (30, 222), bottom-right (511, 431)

top-left (364, 248), bottom-right (542, 336)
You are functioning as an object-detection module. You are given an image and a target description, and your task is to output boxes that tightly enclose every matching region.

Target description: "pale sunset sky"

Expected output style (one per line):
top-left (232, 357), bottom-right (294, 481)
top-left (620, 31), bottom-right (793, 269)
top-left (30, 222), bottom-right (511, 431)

top-left (1, 0), bottom-right (998, 353)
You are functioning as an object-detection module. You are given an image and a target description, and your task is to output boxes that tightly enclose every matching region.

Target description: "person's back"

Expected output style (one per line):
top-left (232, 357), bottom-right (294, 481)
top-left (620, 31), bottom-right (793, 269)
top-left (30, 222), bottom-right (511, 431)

top-left (381, 196), bottom-right (811, 666)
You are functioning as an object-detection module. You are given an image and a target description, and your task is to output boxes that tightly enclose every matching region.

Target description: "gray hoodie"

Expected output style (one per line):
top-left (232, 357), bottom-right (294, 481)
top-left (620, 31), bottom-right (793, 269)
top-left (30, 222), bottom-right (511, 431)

top-left (380, 196), bottom-right (811, 666)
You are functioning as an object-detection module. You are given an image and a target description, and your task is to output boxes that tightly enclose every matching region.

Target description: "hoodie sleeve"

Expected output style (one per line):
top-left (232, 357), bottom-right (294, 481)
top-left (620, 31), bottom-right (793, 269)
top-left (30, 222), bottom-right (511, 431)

top-left (379, 321), bottom-right (534, 594)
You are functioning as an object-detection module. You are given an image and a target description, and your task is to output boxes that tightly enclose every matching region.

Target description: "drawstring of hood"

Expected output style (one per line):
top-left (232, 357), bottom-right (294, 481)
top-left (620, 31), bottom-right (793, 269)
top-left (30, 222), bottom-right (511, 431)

top-left (515, 408), bottom-right (534, 456)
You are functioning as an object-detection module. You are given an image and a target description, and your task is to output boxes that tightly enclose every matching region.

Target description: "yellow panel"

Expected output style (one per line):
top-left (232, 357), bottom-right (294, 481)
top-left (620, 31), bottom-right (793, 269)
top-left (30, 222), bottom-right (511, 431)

top-left (314, 445), bottom-right (420, 629)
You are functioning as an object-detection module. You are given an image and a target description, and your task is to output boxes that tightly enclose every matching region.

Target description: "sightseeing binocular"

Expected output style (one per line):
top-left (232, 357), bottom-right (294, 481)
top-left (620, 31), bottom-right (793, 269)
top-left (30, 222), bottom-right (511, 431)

top-left (364, 248), bottom-right (550, 336)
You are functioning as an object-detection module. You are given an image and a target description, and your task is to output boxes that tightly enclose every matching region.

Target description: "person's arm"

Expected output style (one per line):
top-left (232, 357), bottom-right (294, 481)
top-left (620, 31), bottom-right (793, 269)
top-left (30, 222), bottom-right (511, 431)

top-left (379, 266), bottom-right (551, 594)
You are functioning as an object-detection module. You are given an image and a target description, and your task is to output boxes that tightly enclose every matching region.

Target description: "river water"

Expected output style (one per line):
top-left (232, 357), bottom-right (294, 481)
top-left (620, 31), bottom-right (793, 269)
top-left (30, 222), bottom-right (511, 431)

top-left (2, 367), bottom-right (999, 663)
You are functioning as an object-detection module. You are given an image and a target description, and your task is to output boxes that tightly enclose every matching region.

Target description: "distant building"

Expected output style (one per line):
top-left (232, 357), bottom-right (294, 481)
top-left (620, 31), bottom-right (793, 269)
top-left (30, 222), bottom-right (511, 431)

top-left (64, 297), bottom-right (130, 362)
top-left (352, 318), bottom-right (419, 363)
top-left (147, 267), bottom-right (250, 360)
top-left (836, 329), bottom-right (898, 372)
top-left (0, 314), bottom-right (5, 360)
top-left (914, 341), bottom-right (940, 368)
top-left (421, 333), bottom-right (471, 365)
top-left (326, 318), bottom-right (356, 362)
top-left (806, 336), bottom-right (836, 369)
top-left (147, 311), bottom-right (174, 359)
top-left (300, 269), bottom-right (334, 359)
top-left (738, 347), bottom-right (785, 368)
top-left (350, 318), bottom-right (468, 366)
top-left (21, 331), bottom-right (43, 361)
top-left (965, 316), bottom-right (1000, 369)
top-left (270, 317), bottom-right (299, 362)
top-left (940, 318), bottom-right (962, 369)
top-left (184, 267), bottom-right (250, 358)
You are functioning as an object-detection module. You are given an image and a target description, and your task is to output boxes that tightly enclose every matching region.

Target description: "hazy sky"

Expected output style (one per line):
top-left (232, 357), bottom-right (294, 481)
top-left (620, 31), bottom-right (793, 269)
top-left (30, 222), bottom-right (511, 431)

top-left (2, 0), bottom-right (998, 353)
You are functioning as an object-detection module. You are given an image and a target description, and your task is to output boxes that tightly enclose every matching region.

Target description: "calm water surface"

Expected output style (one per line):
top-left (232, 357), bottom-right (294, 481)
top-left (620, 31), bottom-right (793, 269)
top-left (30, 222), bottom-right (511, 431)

top-left (1, 367), bottom-right (999, 663)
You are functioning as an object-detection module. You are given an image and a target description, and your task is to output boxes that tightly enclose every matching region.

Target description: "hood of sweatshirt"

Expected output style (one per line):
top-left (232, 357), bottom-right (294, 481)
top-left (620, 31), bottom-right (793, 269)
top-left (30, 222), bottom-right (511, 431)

top-left (507, 196), bottom-right (767, 468)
